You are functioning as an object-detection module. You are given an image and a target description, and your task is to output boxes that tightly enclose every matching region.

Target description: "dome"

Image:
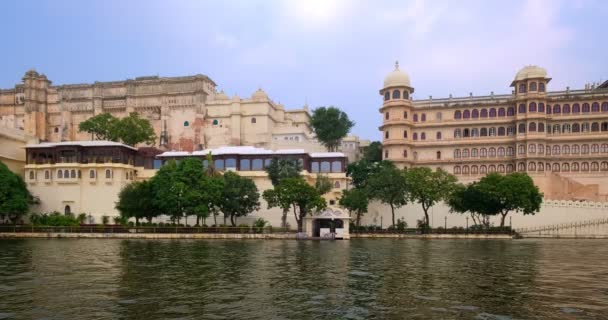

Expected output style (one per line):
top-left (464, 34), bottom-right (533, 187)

top-left (514, 65), bottom-right (547, 82)
top-left (215, 90), bottom-right (229, 100)
top-left (252, 88), bottom-right (268, 100)
top-left (383, 61), bottom-right (411, 88)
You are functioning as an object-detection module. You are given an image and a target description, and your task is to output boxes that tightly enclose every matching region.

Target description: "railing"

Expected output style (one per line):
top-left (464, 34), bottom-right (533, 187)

top-left (0, 225), bottom-right (294, 234)
top-left (516, 218), bottom-right (608, 234)
top-left (350, 227), bottom-right (514, 235)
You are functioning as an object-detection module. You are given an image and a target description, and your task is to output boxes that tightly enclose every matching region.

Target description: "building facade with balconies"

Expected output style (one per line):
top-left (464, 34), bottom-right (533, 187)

top-left (380, 63), bottom-right (608, 201)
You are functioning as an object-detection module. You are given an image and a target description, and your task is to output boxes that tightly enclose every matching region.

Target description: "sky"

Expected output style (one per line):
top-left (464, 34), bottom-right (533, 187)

top-left (1, 0), bottom-right (606, 140)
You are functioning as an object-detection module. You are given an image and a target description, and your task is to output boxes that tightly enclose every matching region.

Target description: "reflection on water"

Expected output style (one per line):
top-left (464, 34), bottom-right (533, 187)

top-left (0, 239), bottom-right (607, 319)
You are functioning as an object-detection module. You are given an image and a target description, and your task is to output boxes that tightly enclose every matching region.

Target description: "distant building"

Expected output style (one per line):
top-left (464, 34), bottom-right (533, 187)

top-left (380, 62), bottom-right (608, 201)
top-left (0, 70), bottom-right (365, 161)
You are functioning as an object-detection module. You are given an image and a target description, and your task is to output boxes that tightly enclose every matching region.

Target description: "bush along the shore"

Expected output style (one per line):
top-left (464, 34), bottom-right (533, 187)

top-left (29, 212), bottom-right (80, 226)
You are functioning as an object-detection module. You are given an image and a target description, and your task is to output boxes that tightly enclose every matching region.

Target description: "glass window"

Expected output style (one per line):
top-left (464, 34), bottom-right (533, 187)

top-left (311, 161), bottom-right (319, 173)
top-left (70, 169), bottom-right (76, 178)
top-left (214, 159), bottom-right (225, 170)
top-left (105, 169), bottom-right (112, 179)
top-left (498, 127), bottom-right (505, 136)
top-left (529, 102), bottom-right (537, 112)
top-left (392, 90), bottom-right (401, 99)
top-left (184, 121), bottom-right (189, 127)
top-left (331, 161), bottom-right (342, 172)
top-left (212, 119), bottom-right (219, 125)
top-left (472, 109), bottom-right (479, 118)
top-left (436, 132), bottom-right (442, 140)
top-left (225, 158), bottom-right (237, 168)
top-left (518, 104), bottom-right (526, 113)
top-left (240, 159), bottom-right (251, 171)
top-left (153, 159), bottom-right (162, 169)
top-left (252, 159), bottom-right (264, 170)
top-left (384, 92), bottom-right (390, 101)
top-left (320, 161), bottom-right (331, 173)
top-left (454, 110), bottom-right (461, 119)
top-left (507, 107), bottom-right (515, 116)
top-left (583, 103), bottom-right (590, 113)
top-left (529, 82), bottom-right (537, 91)
top-left (538, 103), bottom-right (545, 113)
top-left (251, 118), bottom-right (257, 124)
top-left (58, 170), bottom-right (63, 179)
top-left (592, 102), bottom-right (600, 112)
top-left (463, 110), bottom-right (470, 119)
top-left (481, 109), bottom-right (488, 118)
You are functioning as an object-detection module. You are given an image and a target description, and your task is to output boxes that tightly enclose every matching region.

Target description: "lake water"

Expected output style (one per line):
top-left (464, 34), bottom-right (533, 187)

top-left (0, 239), bottom-right (607, 320)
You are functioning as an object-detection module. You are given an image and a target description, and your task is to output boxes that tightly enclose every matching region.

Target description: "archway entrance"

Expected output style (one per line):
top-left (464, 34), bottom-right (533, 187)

top-left (64, 205), bottom-right (71, 216)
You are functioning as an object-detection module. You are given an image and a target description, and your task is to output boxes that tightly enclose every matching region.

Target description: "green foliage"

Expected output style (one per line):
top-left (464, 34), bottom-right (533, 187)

top-left (0, 162), bottom-right (33, 224)
top-left (116, 180), bottom-right (161, 225)
top-left (77, 213), bottom-right (87, 224)
top-left (309, 106), bottom-right (355, 151)
top-left (253, 218), bottom-right (268, 229)
top-left (346, 160), bottom-right (394, 189)
top-left (219, 172), bottom-right (261, 226)
top-left (101, 215), bottom-right (110, 225)
top-left (405, 167), bottom-right (458, 230)
top-left (366, 164), bottom-right (407, 227)
top-left (339, 188), bottom-right (368, 227)
top-left (29, 212), bottom-right (80, 226)
top-left (78, 113), bottom-right (119, 141)
top-left (78, 112), bottom-right (156, 146)
top-left (314, 175), bottom-right (332, 195)
top-left (264, 177), bottom-right (326, 232)
top-left (265, 158), bottom-right (301, 186)
top-left (362, 141), bottom-right (382, 163)
top-left (113, 216), bottom-right (128, 225)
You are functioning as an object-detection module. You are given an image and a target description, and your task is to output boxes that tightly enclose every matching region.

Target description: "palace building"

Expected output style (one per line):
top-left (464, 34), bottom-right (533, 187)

top-left (380, 63), bottom-right (608, 201)
top-left (0, 70), bottom-right (367, 163)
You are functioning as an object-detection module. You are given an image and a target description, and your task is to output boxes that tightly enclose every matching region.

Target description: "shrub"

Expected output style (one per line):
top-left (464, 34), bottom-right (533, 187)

top-left (253, 218), bottom-right (268, 233)
top-left (77, 213), bottom-right (87, 224)
top-left (101, 215), bottom-right (110, 225)
top-left (29, 212), bottom-right (80, 226)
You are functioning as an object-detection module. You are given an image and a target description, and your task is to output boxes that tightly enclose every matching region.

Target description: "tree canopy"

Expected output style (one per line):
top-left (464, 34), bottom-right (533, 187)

top-left (405, 167), bottom-right (458, 230)
top-left (265, 158), bottom-right (301, 186)
top-left (346, 160), bottom-right (394, 189)
top-left (219, 171), bottom-right (261, 226)
top-left (362, 141), bottom-right (383, 163)
top-left (366, 164), bottom-right (407, 227)
top-left (115, 180), bottom-right (160, 225)
top-left (339, 188), bottom-right (368, 227)
top-left (78, 112), bottom-right (156, 146)
top-left (309, 106), bottom-right (354, 151)
top-left (0, 163), bottom-right (32, 224)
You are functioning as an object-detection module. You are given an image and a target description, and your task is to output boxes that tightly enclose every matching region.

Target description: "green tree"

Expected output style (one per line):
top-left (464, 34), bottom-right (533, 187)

top-left (152, 160), bottom-right (184, 223)
top-left (366, 164), bottom-right (407, 228)
top-left (448, 182), bottom-right (492, 228)
top-left (265, 157), bottom-right (302, 227)
top-left (78, 113), bottom-right (119, 141)
top-left (346, 160), bottom-right (395, 189)
top-left (339, 188), bottom-right (368, 227)
top-left (115, 180), bottom-right (161, 225)
top-left (195, 175), bottom-right (225, 226)
top-left (362, 141), bottom-right (382, 163)
top-left (219, 172), bottom-right (261, 226)
top-left (264, 177), bottom-right (326, 232)
top-left (0, 163), bottom-right (32, 224)
top-left (310, 106), bottom-right (355, 151)
top-left (405, 167), bottom-right (458, 231)
top-left (116, 112), bottom-right (157, 146)
top-left (314, 174), bottom-right (333, 195)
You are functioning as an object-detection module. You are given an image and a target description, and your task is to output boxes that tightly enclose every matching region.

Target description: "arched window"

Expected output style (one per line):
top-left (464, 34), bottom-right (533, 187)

top-left (384, 92), bottom-right (390, 101)
top-left (538, 162), bottom-right (544, 171)
top-left (64, 205), bottom-right (71, 216)
top-left (463, 110), bottom-right (470, 119)
top-left (529, 162), bottom-right (536, 171)
top-left (463, 149), bottom-right (470, 158)
top-left (601, 162), bottom-right (608, 171)
top-left (582, 162), bottom-right (589, 171)
top-left (334, 181), bottom-right (341, 189)
top-left (572, 162), bottom-right (580, 172)
top-left (591, 122), bottom-right (600, 132)
top-left (562, 123), bottom-right (571, 133)
top-left (506, 164), bottom-right (513, 173)
top-left (463, 166), bottom-right (470, 174)
top-left (518, 123), bottom-right (526, 134)
top-left (529, 122), bottom-right (536, 132)
top-left (602, 102), bottom-right (608, 112)
top-left (392, 90), bottom-right (401, 99)
top-left (519, 84), bottom-right (526, 93)
top-left (539, 144), bottom-right (545, 154)
top-left (582, 123), bottom-right (590, 132)
top-left (518, 104), bottom-right (526, 114)
top-left (591, 162), bottom-right (599, 171)
top-left (403, 91), bottom-right (409, 99)
top-left (471, 128), bottom-right (479, 137)
top-left (529, 82), bottom-right (537, 91)
top-left (518, 145), bottom-right (525, 155)
top-left (553, 124), bottom-right (560, 134)
top-left (413, 132), bottom-right (418, 140)
top-left (472, 109), bottom-right (479, 118)
top-left (572, 145), bottom-right (580, 154)
top-left (480, 128), bottom-right (487, 136)
top-left (562, 104), bottom-right (570, 114)
top-left (480, 165), bottom-right (487, 174)
top-left (602, 144), bottom-right (608, 153)
top-left (70, 169), bottom-right (76, 178)
top-left (421, 113), bottom-right (426, 122)
top-left (58, 170), bottom-right (63, 178)
top-left (481, 148), bottom-right (488, 157)
top-left (546, 105), bottom-right (552, 114)
top-left (507, 107), bottom-right (515, 116)
top-left (497, 165), bottom-right (504, 173)
top-left (498, 147), bottom-right (505, 157)
top-left (90, 170), bottom-right (95, 178)
top-left (463, 128), bottom-right (470, 137)
top-left (481, 109), bottom-right (488, 118)
top-left (489, 148), bottom-right (496, 157)
top-left (507, 127), bottom-right (515, 135)
top-left (385, 131), bottom-right (389, 139)
top-left (45, 170), bottom-right (50, 179)
top-left (489, 127), bottom-right (496, 136)
top-left (403, 111), bottom-right (408, 119)
top-left (552, 163), bottom-right (560, 172)
top-left (471, 148), bottom-right (478, 157)
top-left (582, 144), bottom-right (590, 154)
top-left (413, 114), bottom-right (418, 122)
top-left (552, 145), bottom-right (560, 155)
top-left (471, 166), bottom-right (478, 174)
top-left (454, 110), bottom-right (461, 119)
top-left (63, 170), bottom-right (69, 178)
top-left (518, 163), bottom-right (525, 172)
top-left (529, 102), bottom-right (537, 112)
top-left (553, 105), bottom-right (561, 114)
top-left (591, 144), bottom-right (599, 153)
top-left (582, 103), bottom-right (590, 113)
top-left (603, 122), bottom-right (608, 131)
top-left (436, 151), bottom-right (441, 160)
top-left (251, 118), bottom-right (256, 124)
top-left (384, 150), bottom-right (388, 159)
top-left (105, 169), bottom-right (112, 179)
top-left (494, 108), bottom-right (501, 117)
top-left (572, 103), bottom-right (580, 113)
top-left (454, 166), bottom-right (461, 174)
top-left (592, 102), bottom-right (600, 112)
top-left (538, 103), bottom-right (545, 113)
top-left (403, 130), bottom-right (408, 138)
top-left (573, 123), bottom-right (582, 133)
top-left (454, 129), bottom-right (461, 138)
top-left (498, 127), bottom-right (506, 136)
top-left (436, 132), bottom-right (442, 140)
top-left (29, 171), bottom-right (35, 180)
top-left (385, 112), bottom-right (389, 120)
top-left (529, 144), bottom-right (536, 153)
top-left (454, 149), bottom-right (461, 158)
top-left (54, 127), bottom-right (59, 133)
top-left (562, 163), bottom-right (569, 172)
top-left (212, 119), bottom-right (219, 125)
top-left (184, 121), bottom-right (190, 126)
top-left (421, 132), bottom-right (426, 140)
top-left (539, 83), bottom-right (546, 92)
top-left (538, 123), bottom-right (545, 132)
top-left (562, 145), bottom-right (570, 154)
top-left (403, 150), bottom-right (408, 158)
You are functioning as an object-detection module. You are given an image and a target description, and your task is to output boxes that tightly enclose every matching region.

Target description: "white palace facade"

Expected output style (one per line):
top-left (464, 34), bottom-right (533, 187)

top-left (380, 63), bottom-right (608, 202)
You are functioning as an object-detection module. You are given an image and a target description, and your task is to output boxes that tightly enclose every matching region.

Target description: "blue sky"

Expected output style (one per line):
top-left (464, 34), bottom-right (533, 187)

top-left (1, 0), bottom-right (606, 140)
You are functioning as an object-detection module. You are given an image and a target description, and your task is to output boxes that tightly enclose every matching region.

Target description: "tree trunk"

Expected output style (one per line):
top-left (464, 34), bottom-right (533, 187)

top-left (230, 214), bottom-right (236, 227)
top-left (281, 208), bottom-right (288, 228)
top-left (423, 208), bottom-right (430, 234)
top-left (223, 214), bottom-right (227, 226)
top-left (390, 203), bottom-right (395, 228)
top-left (213, 212), bottom-right (217, 226)
top-left (196, 216), bottom-right (201, 226)
top-left (500, 212), bottom-right (508, 227)
top-left (356, 212), bottom-right (361, 228)
top-left (135, 217), bottom-right (139, 226)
